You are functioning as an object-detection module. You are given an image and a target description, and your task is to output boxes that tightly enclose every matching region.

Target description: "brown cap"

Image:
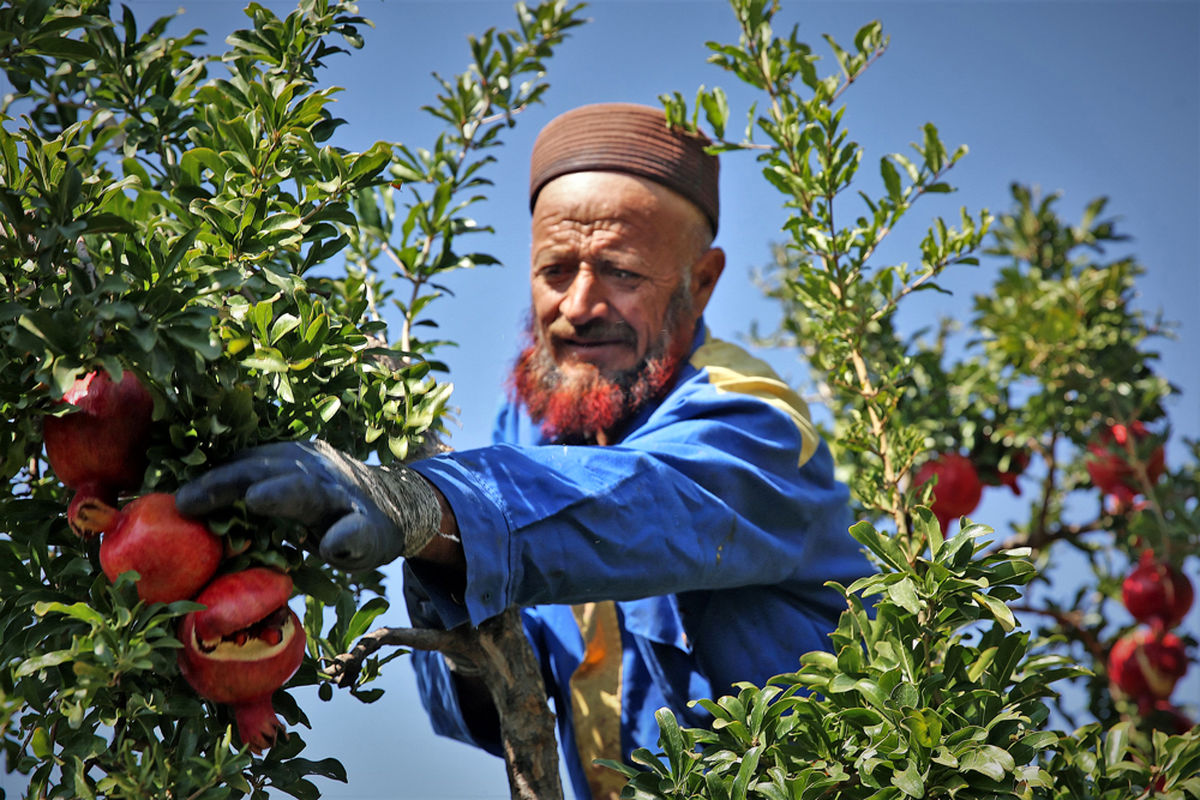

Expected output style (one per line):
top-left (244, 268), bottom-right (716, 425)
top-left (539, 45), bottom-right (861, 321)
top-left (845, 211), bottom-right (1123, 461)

top-left (529, 103), bottom-right (720, 234)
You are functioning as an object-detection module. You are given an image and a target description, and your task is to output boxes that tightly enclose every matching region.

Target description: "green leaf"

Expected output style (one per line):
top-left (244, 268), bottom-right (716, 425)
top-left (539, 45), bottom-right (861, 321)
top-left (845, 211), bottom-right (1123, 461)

top-left (242, 347), bottom-right (288, 372)
top-left (15, 650), bottom-right (76, 677)
top-left (269, 313), bottom-right (302, 344)
top-left (1104, 721), bottom-right (1132, 766)
top-left (880, 156), bottom-right (902, 201)
top-left (278, 757), bottom-right (348, 783)
top-left (344, 597), bottom-right (389, 646)
top-left (892, 760), bottom-right (925, 798)
top-left (34, 600), bottom-right (106, 627)
top-left (904, 709), bottom-right (942, 749)
top-left (261, 213), bottom-right (303, 233)
top-left (971, 592), bottom-right (1016, 632)
top-left (165, 327), bottom-right (221, 360)
top-left (656, 707), bottom-right (686, 776)
top-left (732, 744), bottom-right (763, 798)
top-left (275, 778), bottom-right (320, 800)
top-left (914, 508), bottom-right (943, 558)
top-left (848, 520), bottom-right (909, 573)
top-left (967, 646), bottom-right (997, 682)
top-left (31, 726), bottom-right (53, 759)
top-left (316, 395), bottom-right (341, 422)
top-left (959, 744), bottom-right (1015, 781)
top-left (31, 36), bottom-right (100, 61)
top-left (886, 576), bottom-right (921, 614)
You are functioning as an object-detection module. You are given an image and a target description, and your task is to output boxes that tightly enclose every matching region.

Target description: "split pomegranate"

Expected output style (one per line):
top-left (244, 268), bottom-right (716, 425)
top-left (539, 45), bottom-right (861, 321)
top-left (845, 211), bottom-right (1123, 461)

top-left (97, 493), bottom-right (222, 605)
top-left (1108, 628), bottom-right (1189, 705)
top-left (43, 369), bottom-right (153, 537)
top-left (913, 453), bottom-right (983, 532)
top-left (1085, 421), bottom-right (1165, 509)
top-left (1123, 550), bottom-right (1195, 630)
top-left (177, 568), bottom-right (306, 753)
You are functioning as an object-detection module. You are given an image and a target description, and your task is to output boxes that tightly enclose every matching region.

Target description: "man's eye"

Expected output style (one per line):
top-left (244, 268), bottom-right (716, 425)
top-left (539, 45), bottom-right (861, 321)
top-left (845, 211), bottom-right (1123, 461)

top-left (539, 264), bottom-right (570, 280)
top-left (607, 267), bottom-right (641, 283)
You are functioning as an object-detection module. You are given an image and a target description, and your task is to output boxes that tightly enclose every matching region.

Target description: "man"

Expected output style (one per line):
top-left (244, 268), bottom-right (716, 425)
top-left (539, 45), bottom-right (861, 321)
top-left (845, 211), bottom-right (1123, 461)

top-left (177, 103), bottom-right (870, 800)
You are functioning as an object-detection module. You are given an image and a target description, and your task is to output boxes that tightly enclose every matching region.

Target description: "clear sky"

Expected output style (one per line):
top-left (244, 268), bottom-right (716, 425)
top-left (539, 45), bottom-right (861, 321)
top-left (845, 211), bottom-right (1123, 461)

top-left (3, 1), bottom-right (1198, 798)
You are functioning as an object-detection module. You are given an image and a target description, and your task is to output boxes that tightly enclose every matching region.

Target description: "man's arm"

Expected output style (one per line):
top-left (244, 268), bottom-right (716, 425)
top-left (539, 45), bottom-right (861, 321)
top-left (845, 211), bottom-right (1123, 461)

top-left (404, 385), bottom-right (863, 631)
top-left (412, 487), bottom-right (465, 569)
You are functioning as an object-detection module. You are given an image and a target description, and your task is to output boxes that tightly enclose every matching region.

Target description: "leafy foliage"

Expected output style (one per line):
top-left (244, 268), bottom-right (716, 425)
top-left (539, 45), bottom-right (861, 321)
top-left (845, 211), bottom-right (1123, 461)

top-left (624, 0), bottom-right (1200, 797)
top-left (0, 0), bottom-right (582, 796)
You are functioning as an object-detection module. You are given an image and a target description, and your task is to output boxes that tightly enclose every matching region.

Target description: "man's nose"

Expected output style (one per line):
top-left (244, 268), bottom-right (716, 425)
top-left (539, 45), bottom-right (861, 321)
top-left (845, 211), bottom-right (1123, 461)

top-left (559, 269), bottom-right (609, 324)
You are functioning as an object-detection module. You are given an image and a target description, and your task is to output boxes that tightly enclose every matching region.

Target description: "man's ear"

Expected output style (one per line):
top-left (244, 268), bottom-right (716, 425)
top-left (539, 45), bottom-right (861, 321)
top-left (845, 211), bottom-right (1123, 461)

top-left (690, 246), bottom-right (725, 313)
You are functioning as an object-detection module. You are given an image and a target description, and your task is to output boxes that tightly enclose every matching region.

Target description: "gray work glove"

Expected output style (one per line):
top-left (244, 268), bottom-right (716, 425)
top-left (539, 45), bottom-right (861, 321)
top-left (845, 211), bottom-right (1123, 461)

top-left (175, 440), bottom-right (441, 571)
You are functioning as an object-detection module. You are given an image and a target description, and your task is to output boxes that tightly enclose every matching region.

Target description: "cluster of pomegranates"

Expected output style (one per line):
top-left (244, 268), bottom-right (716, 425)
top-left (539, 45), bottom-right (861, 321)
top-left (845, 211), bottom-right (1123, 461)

top-left (43, 369), bottom-right (305, 753)
top-left (1107, 550), bottom-right (1194, 730)
top-left (915, 419), bottom-right (1166, 534)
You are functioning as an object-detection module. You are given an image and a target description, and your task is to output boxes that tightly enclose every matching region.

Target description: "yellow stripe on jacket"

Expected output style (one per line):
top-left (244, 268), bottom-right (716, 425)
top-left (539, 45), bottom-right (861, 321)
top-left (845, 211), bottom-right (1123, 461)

top-left (569, 601), bottom-right (626, 800)
top-left (689, 334), bottom-right (819, 467)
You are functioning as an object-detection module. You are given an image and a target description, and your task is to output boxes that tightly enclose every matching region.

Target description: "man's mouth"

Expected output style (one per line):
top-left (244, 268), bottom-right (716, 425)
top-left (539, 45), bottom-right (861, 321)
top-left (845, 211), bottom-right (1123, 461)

top-left (560, 336), bottom-right (630, 349)
top-left (548, 321), bottom-right (638, 363)
top-left (554, 337), bottom-right (634, 361)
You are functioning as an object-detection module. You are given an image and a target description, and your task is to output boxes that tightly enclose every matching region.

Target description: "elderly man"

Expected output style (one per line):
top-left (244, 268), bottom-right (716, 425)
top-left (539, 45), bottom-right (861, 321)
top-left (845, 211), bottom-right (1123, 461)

top-left (177, 103), bottom-right (869, 800)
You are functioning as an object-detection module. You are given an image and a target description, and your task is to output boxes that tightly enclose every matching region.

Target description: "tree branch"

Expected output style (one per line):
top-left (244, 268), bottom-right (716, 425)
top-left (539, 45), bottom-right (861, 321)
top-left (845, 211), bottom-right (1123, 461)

top-left (325, 607), bottom-right (563, 800)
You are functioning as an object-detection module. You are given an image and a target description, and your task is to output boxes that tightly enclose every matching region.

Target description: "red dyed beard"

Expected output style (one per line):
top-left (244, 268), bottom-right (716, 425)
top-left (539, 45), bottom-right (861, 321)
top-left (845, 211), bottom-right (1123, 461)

top-left (510, 297), bottom-right (693, 445)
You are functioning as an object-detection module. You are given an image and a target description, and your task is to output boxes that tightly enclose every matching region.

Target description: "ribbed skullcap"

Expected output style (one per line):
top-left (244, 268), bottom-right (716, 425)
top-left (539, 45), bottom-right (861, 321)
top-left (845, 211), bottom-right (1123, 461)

top-left (529, 103), bottom-right (720, 234)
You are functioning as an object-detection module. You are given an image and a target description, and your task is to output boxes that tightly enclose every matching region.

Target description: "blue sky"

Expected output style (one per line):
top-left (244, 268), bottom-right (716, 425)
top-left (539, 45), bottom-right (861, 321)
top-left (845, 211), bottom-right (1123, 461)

top-left (4, 1), bottom-right (1199, 798)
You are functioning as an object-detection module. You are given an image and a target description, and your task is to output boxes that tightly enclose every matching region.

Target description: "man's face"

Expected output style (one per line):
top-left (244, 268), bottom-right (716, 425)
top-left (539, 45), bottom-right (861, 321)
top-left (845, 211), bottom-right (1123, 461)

top-left (516, 171), bottom-right (724, 443)
top-left (529, 171), bottom-right (715, 379)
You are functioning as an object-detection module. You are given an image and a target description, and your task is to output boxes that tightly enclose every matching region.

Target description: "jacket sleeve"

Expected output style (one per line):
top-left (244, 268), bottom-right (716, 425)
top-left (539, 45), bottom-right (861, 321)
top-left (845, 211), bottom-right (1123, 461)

top-left (406, 381), bottom-right (858, 630)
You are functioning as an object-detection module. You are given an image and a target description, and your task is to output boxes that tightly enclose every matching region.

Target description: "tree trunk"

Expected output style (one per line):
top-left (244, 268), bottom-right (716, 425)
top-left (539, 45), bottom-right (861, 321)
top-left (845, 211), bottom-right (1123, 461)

top-left (329, 607), bottom-right (563, 800)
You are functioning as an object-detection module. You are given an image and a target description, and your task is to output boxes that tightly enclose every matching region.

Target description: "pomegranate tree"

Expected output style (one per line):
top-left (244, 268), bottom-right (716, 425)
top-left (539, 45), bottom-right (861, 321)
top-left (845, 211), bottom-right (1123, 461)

top-left (913, 453), bottom-right (983, 532)
top-left (42, 369), bottom-right (154, 536)
top-left (177, 568), bottom-right (307, 753)
top-left (95, 493), bottom-right (223, 605)
top-left (2, 0), bottom-right (581, 795)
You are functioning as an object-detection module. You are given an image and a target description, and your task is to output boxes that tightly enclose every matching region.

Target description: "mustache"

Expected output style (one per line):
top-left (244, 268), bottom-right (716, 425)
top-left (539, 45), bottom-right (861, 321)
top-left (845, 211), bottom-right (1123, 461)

top-left (546, 318), bottom-right (637, 345)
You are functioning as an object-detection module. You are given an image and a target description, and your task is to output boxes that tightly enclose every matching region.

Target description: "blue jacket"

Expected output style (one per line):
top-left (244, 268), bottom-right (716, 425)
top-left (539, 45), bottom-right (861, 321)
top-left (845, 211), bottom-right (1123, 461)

top-left (405, 323), bottom-right (870, 799)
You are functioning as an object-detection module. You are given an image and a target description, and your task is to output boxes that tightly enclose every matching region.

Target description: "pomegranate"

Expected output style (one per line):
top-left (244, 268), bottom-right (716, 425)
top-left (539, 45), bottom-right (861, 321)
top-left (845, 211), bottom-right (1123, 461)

top-left (1108, 628), bottom-right (1189, 705)
top-left (177, 568), bottom-right (306, 753)
top-left (1085, 421), bottom-right (1165, 509)
top-left (43, 369), bottom-right (153, 537)
top-left (96, 493), bottom-right (222, 605)
top-left (913, 453), bottom-right (983, 532)
top-left (1123, 550), bottom-right (1195, 630)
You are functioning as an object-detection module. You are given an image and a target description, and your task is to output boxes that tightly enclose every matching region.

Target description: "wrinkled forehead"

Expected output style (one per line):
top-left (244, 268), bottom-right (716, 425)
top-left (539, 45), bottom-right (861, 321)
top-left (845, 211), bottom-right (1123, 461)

top-left (531, 171), bottom-right (708, 235)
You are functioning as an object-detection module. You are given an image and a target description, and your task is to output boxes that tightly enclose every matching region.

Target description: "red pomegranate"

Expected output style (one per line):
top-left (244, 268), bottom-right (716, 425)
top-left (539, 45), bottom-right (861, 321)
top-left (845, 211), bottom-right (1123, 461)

top-left (177, 568), bottom-right (306, 753)
top-left (1123, 550), bottom-right (1195, 630)
top-left (1085, 421), bottom-right (1165, 509)
top-left (96, 493), bottom-right (222, 605)
top-left (1108, 628), bottom-right (1189, 704)
top-left (913, 453), bottom-right (984, 532)
top-left (43, 369), bottom-right (154, 537)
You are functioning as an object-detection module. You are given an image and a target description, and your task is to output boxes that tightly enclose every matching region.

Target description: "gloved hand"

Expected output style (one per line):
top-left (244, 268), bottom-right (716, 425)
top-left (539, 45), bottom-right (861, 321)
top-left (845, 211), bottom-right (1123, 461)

top-left (175, 440), bottom-right (442, 571)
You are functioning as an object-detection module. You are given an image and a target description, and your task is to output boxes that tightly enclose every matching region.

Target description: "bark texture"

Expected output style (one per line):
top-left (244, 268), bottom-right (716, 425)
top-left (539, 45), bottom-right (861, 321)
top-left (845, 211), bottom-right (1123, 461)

top-left (328, 607), bottom-right (563, 800)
